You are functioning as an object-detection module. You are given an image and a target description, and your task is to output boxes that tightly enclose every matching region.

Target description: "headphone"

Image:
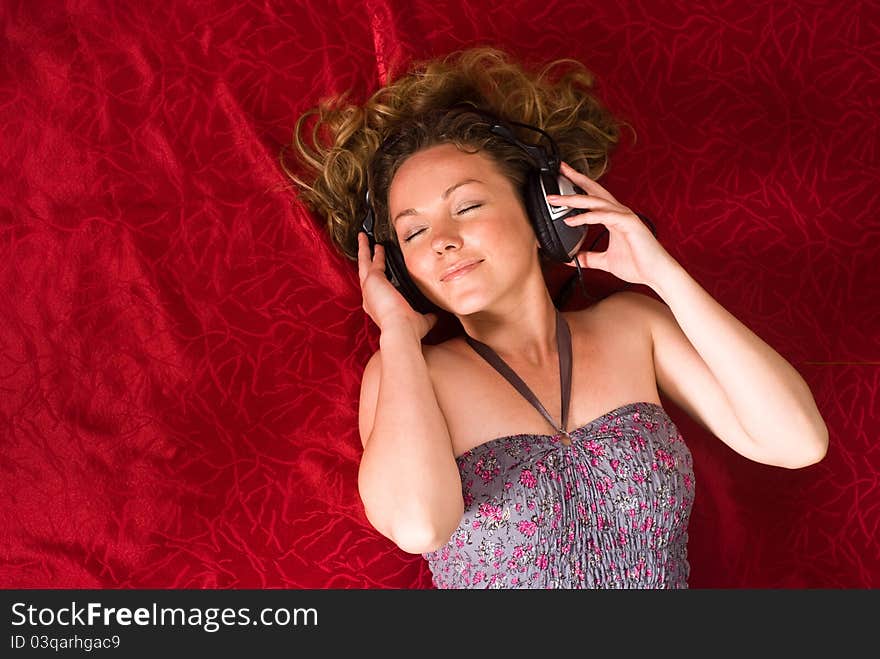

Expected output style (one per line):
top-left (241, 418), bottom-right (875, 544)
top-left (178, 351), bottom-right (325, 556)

top-left (360, 105), bottom-right (656, 314)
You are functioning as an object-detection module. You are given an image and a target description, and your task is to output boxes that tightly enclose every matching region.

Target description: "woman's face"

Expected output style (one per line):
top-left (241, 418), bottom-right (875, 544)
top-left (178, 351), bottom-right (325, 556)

top-left (388, 143), bottom-right (540, 315)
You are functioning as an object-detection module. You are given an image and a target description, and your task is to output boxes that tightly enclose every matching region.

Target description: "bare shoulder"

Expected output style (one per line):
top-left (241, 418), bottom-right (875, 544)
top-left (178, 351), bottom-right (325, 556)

top-left (564, 289), bottom-right (661, 341)
top-left (593, 289), bottom-right (666, 318)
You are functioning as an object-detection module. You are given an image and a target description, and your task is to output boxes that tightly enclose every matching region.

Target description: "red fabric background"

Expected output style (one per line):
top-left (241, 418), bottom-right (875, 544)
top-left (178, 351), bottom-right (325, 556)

top-left (1, 0), bottom-right (877, 588)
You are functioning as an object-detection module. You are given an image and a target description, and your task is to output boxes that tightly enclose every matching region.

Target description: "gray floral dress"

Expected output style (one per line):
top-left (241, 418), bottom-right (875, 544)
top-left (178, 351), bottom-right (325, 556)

top-left (423, 402), bottom-right (695, 588)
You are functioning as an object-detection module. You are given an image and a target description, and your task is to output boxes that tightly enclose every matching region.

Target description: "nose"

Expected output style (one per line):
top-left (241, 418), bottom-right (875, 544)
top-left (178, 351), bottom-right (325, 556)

top-left (431, 218), bottom-right (463, 253)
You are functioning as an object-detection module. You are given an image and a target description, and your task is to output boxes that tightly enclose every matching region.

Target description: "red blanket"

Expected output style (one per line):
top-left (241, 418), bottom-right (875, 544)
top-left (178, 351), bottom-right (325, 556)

top-left (1, 0), bottom-right (877, 588)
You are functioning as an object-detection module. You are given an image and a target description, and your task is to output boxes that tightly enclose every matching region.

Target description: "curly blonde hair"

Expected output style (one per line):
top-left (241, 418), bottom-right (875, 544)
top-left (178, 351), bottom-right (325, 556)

top-left (281, 47), bottom-right (628, 262)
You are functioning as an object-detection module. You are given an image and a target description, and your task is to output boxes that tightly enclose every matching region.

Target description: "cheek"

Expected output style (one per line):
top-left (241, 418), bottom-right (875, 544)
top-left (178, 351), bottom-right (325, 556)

top-left (400, 247), bottom-right (433, 283)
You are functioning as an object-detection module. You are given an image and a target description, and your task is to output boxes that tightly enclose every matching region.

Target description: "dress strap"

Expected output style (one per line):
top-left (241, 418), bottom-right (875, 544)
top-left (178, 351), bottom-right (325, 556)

top-left (465, 308), bottom-right (572, 445)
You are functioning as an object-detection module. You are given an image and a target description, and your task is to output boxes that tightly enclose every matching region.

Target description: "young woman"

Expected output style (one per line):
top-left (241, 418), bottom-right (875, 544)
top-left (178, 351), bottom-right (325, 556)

top-left (284, 47), bottom-right (828, 588)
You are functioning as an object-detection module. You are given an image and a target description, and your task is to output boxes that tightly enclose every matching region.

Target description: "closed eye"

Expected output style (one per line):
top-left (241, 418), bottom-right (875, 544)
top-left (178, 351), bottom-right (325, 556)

top-left (402, 204), bottom-right (483, 242)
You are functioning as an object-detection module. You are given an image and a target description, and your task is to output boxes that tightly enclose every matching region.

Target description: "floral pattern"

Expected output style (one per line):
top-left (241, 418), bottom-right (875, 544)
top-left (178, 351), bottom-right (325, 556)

top-left (423, 402), bottom-right (695, 588)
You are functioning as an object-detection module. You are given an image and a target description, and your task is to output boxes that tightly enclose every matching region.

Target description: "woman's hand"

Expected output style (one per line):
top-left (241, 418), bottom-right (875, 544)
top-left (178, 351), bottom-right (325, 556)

top-left (547, 161), bottom-right (678, 288)
top-left (357, 232), bottom-right (439, 339)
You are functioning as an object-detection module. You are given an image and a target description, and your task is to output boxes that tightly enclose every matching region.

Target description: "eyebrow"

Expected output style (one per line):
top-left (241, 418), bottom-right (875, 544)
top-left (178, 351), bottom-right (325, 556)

top-left (392, 179), bottom-right (484, 227)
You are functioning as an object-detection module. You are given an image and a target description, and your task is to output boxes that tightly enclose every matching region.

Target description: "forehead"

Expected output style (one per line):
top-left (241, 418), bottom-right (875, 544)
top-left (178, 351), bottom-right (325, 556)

top-left (388, 144), bottom-right (504, 209)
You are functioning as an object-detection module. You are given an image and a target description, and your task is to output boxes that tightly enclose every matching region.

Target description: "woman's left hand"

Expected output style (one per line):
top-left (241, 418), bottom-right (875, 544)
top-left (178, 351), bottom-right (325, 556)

top-left (547, 161), bottom-right (677, 288)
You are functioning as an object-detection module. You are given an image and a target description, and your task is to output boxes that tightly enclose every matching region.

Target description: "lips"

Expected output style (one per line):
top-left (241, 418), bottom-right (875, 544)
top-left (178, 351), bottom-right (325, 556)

top-left (441, 259), bottom-right (483, 281)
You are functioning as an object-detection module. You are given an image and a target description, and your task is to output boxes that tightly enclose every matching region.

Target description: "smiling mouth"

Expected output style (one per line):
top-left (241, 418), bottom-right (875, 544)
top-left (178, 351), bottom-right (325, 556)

top-left (442, 261), bottom-right (482, 281)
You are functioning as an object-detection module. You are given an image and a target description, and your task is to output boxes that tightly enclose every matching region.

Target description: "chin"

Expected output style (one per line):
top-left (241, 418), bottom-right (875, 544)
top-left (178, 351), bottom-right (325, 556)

top-left (437, 293), bottom-right (493, 317)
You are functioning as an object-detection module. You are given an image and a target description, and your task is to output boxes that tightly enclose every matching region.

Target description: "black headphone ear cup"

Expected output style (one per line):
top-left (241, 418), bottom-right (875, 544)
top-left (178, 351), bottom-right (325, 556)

top-left (525, 170), bottom-right (569, 262)
top-left (380, 241), bottom-right (442, 315)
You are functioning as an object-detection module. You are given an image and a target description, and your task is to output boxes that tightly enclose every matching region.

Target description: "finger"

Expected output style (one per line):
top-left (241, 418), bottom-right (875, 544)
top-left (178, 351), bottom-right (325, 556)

top-left (559, 161), bottom-right (602, 190)
top-left (562, 249), bottom-right (609, 272)
top-left (357, 232), bottom-right (368, 283)
top-left (546, 193), bottom-right (616, 212)
top-left (373, 243), bottom-right (386, 271)
top-left (560, 209), bottom-right (624, 228)
top-left (559, 162), bottom-right (618, 203)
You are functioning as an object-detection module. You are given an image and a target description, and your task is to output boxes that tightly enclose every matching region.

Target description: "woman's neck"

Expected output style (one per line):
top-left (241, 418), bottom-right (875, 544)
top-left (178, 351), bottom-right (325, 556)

top-left (458, 290), bottom-right (561, 369)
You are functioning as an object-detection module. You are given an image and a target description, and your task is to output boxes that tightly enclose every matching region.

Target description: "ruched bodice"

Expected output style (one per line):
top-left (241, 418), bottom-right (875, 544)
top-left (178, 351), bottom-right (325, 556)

top-left (422, 401), bottom-right (695, 589)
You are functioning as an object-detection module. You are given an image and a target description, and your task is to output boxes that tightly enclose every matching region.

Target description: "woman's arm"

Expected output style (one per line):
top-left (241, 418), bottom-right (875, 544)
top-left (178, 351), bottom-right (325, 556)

top-left (550, 162), bottom-right (828, 469)
top-left (357, 322), bottom-right (464, 554)
top-left (647, 258), bottom-right (829, 468)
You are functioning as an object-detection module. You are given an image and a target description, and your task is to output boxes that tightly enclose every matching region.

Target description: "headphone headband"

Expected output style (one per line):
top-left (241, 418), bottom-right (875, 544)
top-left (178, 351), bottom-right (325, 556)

top-left (446, 103), bottom-right (560, 172)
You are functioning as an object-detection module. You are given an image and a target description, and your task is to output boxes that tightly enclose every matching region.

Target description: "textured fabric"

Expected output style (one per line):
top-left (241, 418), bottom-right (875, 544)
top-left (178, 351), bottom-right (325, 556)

top-left (0, 0), bottom-right (877, 589)
top-left (424, 402), bottom-right (694, 588)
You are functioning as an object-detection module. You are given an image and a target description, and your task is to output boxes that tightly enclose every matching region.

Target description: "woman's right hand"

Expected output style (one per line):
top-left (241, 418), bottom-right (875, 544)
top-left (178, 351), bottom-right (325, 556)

top-left (357, 232), bottom-right (439, 340)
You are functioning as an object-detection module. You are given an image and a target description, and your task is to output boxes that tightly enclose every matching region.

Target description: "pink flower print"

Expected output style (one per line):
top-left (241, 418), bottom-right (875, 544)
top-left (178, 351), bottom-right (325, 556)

top-left (536, 554), bottom-right (549, 570)
top-left (599, 423), bottom-right (609, 433)
top-left (494, 548), bottom-right (504, 558)
top-left (473, 571), bottom-right (485, 584)
top-left (463, 493), bottom-right (474, 507)
top-left (630, 436), bottom-right (647, 451)
top-left (535, 460), bottom-right (547, 474)
top-left (596, 476), bottom-right (613, 493)
top-left (479, 503), bottom-right (503, 522)
top-left (584, 439), bottom-right (605, 456)
top-left (517, 520), bottom-right (538, 537)
top-left (472, 520), bottom-right (481, 530)
top-left (473, 456), bottom-right (499, 483)
top-left (511, 576), bottom-right (519, 586)
top-left (520, 469), bottom-right (538, 488)
top-left (632, 471), bottom-right (646, 484)
top-left (455, 536), bottom-right (465, 548)
top-left (611, 458), bottom-right (620, 473)
top-left (655, 448), bottom-right (675, 469)
top-left (629, 558), bottom-right (645, 579)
